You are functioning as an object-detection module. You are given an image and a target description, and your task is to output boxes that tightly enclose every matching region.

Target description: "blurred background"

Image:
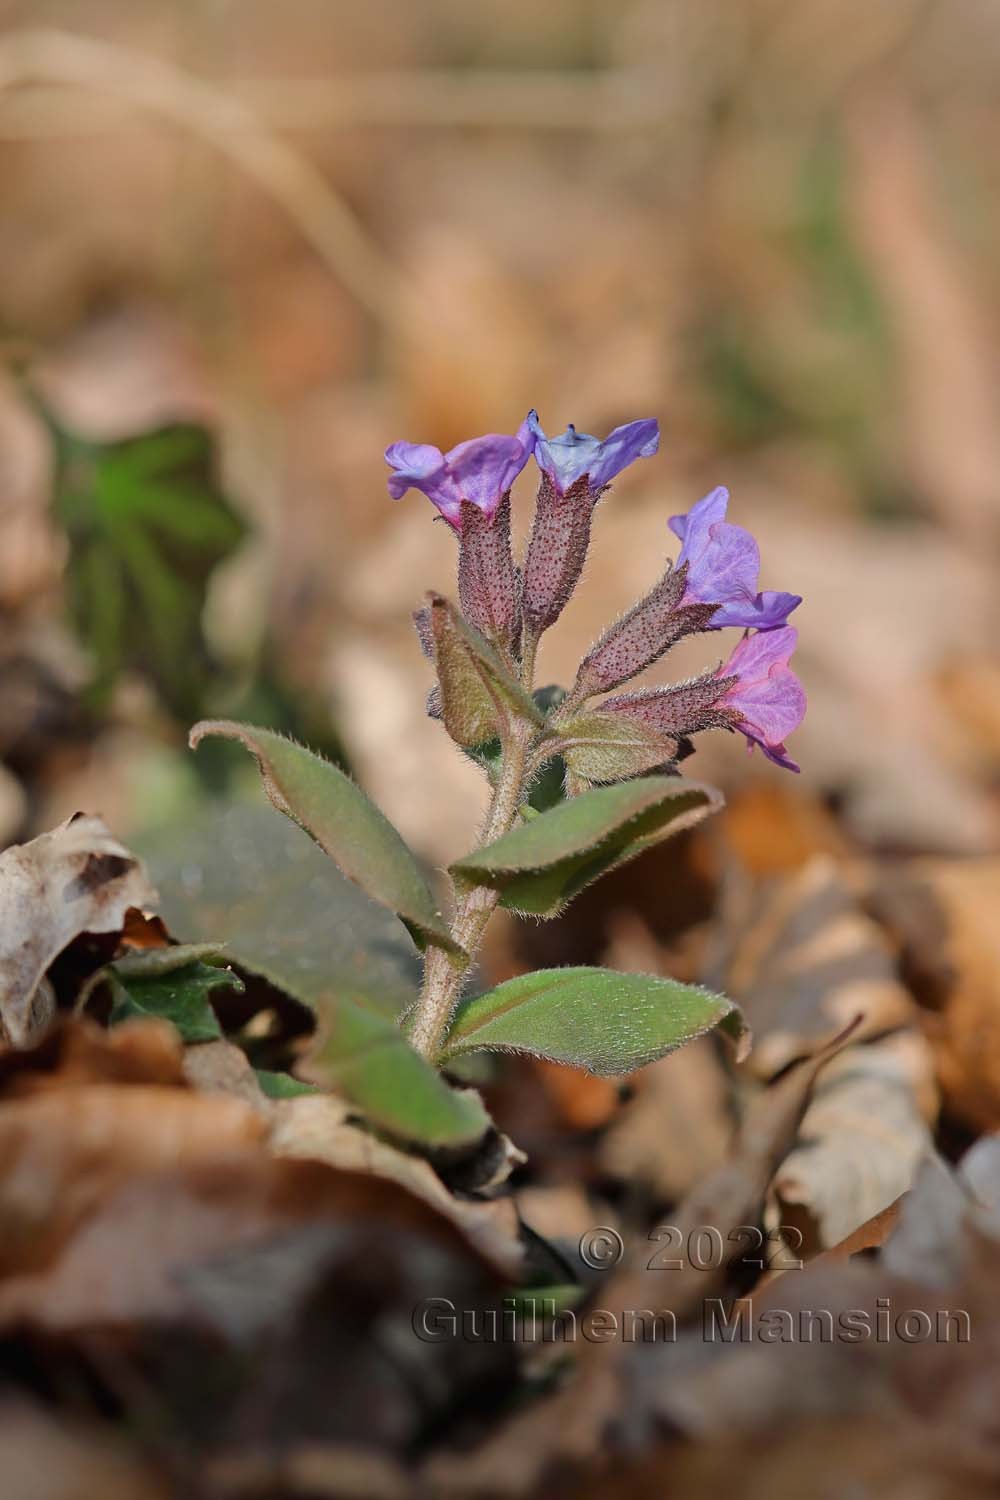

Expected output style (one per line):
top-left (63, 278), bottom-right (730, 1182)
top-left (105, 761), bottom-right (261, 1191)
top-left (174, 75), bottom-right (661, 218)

top-left (1, 0), bottom-right (999, 868)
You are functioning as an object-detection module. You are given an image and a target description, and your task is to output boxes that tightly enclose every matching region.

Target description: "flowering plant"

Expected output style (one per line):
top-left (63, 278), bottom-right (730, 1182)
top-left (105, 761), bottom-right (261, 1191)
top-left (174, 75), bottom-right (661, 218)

top-left (192, 412), bottom-right (804, 1160)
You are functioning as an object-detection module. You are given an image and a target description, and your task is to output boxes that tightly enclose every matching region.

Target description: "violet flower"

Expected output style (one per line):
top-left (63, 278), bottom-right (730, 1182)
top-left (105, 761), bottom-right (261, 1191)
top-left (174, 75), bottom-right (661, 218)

top-left (716, 625), bottom-right (806, 771)
top-left (527, 410), bottom-right (659, 495)
top-left (521, 410), bottom-right (659, 637)
top-left (385, 418), bottom-right (534, 530)
top-left (669, 487), bottom-right (800, 630)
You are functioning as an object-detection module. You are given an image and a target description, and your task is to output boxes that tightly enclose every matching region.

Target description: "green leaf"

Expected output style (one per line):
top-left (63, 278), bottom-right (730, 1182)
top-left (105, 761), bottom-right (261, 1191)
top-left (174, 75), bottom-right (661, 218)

top-left (450, 775), bottom-right (722, 917)
top-left (254, 1068), bottom-right (318, 1100)
top-left (47, 413), bottom-right (247, 718)
top-left (307, 997), bottom-right (490, 1147)
top-left (137, 802), bottom-right (485, 1147)
top-left (555, 710), bottom-right (675, 784)
top-left (137, 801), bottom-right (421, 1020)
top-left (189, 722), bottom-right (457, 953)
top-left (428, 594), bottom-right (545, 748)
top-left (108, 960), bottom-right (242, 1043)
top-left (442, 966), bottom-right (748, 1076)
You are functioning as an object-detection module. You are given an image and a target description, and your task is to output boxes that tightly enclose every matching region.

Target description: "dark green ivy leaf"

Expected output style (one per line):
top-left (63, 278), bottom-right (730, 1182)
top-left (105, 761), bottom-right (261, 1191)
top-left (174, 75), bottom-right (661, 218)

top-left (108, 960), bottom-right (243, 1044)
top-left (48, 412), bottom-right (247, 717)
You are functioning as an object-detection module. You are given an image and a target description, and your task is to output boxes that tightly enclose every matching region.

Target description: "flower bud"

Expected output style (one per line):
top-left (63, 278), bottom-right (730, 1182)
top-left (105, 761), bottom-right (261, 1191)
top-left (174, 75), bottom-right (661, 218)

top-left (600, 671), bottom-right (738, 739)
top-left (572, 564), bottom-right (717, 699)
top-left (458, 494), bottom-right (521, 654)
top-left (521, 473), bottom-right (596, 636)
top-left (521, 410), bottom-right (660, 637)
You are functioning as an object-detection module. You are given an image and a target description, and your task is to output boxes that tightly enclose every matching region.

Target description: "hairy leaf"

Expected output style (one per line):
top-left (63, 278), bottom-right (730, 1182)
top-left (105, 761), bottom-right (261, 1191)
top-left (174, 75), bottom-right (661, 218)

top-left (428, 594), bottom-right (544, 748)
top-left (49, 415), bottom-right (246, 717)
top-left (137, 801), bottom-right (420, 1020)
top-left (450, 775), bottom-right (722, 917)
top-left (306, 998), bottom-right (490, 1147)
top-left (441, 966), bottom-right (747, 1076)
top-left (189, 722), bottom-right (456, 952)
top-left (555, 709), bottom-right (676, 784)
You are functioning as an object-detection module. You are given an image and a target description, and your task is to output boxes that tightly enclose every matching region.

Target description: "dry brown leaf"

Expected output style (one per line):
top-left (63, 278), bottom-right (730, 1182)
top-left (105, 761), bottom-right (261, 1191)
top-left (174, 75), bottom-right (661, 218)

top-left (716, 854), bottom-right (916, 1080)
top-left (714, 781), bottom-right (855, 877)
top-left (598, 1037), bottom-right (733, 1205)
top-left (426, 1022), bottom-right (863, 1499)
top-left (529, 1058), bottom-right (622, 1132)
top-left (0, 1083), bottom-right (267, 1282)
top-left (772, 1032), bottom-right (937, 1253)
top-left (561, 1415), bottom-right (1000, 1500)
top-left (182, 1037), bottom-right (276, 1117)
top-left (0, 815), bottom-right (156, 1048)
top-left (0, 1401), bottom-right (169, 1500)
top-left (802, 1192), bottom-right (906, 1272)
top-left (871, 859), bottom-right (1000, 1132)
top-left (270, 1092), bottom-right (524, 1280)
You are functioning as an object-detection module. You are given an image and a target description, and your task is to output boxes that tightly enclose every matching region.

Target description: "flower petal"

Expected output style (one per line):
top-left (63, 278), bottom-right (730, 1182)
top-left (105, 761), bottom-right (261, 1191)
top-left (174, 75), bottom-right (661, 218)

top-left (445, 433), bottom-right (532, 518)
top-left (669, 486), bottom-right (730, 559)
top-left (710, 589), bottom-right (802, 630)
top-left (529, 411), bottom-right (659, 493)
top-left (719, 624), bottom-right (798, 680)
top-left (587, 418), bottom-right (660, 489)
top-left (725, 665), bottom-right (807, 746)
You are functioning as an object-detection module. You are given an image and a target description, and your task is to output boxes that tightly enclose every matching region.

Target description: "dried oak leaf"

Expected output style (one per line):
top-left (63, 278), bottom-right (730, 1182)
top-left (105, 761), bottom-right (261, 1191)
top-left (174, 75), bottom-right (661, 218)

top-left (713, 854), bottom-right (916, 1080)
top-left (0, 815), bottom-right (156, 1048)
top-left (870, 858), bottom-right (1000, 1131)
top-left (425, 1023), bottom-right (862, 1500)
top-left (771, 1030), bottom-right (937, 1252)
top-left (0, 1019), bottom-right (514, 1459)
top-left (0, 1399), bottom-right (169, 1500)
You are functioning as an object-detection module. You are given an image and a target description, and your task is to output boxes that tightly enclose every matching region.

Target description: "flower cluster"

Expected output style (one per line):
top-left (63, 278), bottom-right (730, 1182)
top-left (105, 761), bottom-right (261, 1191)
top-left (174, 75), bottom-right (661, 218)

top-left (386, 411), bottom-right (805, 774)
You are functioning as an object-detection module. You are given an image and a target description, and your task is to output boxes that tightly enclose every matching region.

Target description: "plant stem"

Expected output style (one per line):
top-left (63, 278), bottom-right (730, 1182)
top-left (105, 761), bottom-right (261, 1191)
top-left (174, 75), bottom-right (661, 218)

top-left (409, 723), bottom-right (532, 1061)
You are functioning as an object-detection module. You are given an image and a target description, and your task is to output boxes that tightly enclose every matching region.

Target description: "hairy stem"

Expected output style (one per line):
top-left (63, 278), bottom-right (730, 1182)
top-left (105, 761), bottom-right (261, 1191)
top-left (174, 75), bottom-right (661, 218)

top-left (408, 724), bottom-right (532, 1061)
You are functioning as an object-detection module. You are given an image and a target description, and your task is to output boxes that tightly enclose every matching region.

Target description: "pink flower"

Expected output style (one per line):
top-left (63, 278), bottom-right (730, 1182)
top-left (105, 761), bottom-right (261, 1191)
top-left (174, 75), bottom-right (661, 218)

top-left (716, 626), bottom-right (806, 771)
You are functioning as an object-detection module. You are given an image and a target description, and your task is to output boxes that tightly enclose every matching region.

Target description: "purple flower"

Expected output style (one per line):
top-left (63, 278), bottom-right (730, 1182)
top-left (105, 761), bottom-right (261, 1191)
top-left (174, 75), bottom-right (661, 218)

top-left (527, 410), bottom-right (659, 495)
top-left (385, 418), bottom-right (534, 530)
top-left (669, 487), bottom-right (801, 630)
top-left (716, 626), bottom-right (806, 771)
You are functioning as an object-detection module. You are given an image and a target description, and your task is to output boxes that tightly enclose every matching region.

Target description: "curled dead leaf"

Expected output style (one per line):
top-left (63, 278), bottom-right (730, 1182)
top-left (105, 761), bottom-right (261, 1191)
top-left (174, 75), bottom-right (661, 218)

top-left (0, 815), bottom-right (156, 1049)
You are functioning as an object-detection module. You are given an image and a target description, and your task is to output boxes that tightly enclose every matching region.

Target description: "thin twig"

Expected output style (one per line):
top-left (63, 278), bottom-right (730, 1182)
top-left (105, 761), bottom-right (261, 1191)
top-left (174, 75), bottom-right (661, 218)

top-left (0, 28), bottom-right (413, 331)
top-left (0, 66), bottom-right (672, 139)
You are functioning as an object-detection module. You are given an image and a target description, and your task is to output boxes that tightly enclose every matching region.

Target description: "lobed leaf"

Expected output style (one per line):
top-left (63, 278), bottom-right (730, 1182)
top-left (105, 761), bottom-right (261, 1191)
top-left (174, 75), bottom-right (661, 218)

top-left (48, 414), bottom-right (247, 718)
top-left (450, 775), bottom-right (722, 917)
top-left (189, 722), bottom-right (457, 952)
top-left (441, 966), bottom-right (748, 1076)
top-left (107, 960), bottom-right (242, 1044)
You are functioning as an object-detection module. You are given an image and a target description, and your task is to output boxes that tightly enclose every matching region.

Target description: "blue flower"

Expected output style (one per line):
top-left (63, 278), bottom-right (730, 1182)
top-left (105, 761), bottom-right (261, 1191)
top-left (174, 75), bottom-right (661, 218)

top-left (527, 410), bottom-right (659, 494)
top-left (670, 487), bottom-right (801, 631)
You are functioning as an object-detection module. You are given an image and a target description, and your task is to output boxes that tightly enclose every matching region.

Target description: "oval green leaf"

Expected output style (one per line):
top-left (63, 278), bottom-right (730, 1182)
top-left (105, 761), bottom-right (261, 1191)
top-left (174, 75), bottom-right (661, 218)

top-left (441, 966), bottom-right (748, 1076)
top-left (555, 710), bottom-right (675, 784)
top-left (428, 594), bottom-right (545, 748)
top-left (189, 721), bottom-right (457, 952)
top-left (450, 775), bottom-right (722, 917)
top-left (305, 997), bottom-right (490, 1146)
top-left (138, 801), bottom-right (420, 1021)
